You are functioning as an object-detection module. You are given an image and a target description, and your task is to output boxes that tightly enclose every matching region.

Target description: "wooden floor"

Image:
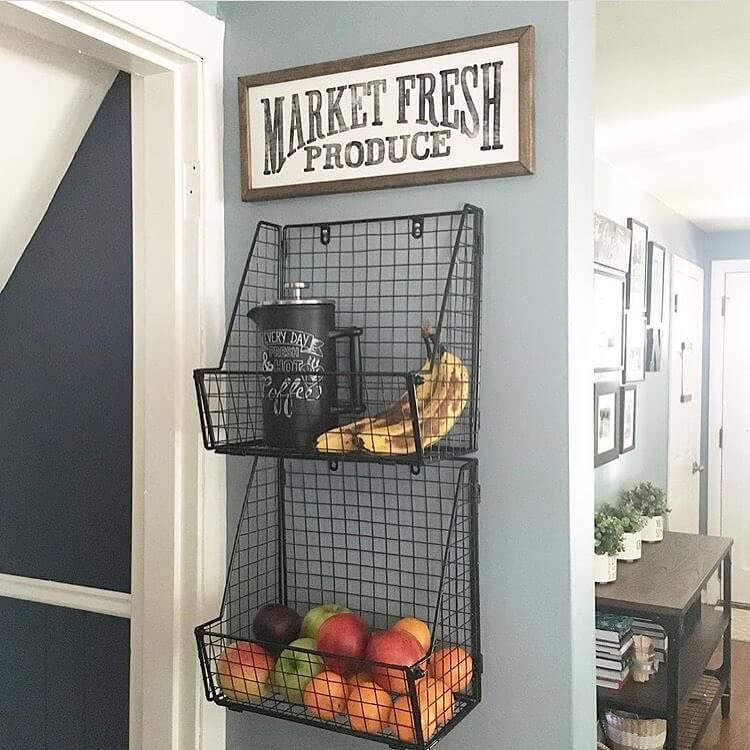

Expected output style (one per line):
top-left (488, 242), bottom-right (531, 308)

top-left (699, 640), bottom-right (750, 749)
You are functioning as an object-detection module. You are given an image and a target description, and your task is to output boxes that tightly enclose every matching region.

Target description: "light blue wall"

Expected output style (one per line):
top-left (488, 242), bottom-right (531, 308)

top-left (220, 2), bottom-right (593, 747)
top-left (594, 160), bottom-right (706, 508)
top-left (703, 231), bottom-right (750, 262)
top-left (188, 1), bottom-right (218, 17)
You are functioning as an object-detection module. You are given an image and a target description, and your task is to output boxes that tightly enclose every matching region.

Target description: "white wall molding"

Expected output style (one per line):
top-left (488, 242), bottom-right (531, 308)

top-left (0, 573), bottom-right (131, 618)
top-left (567, 2), bottom-right (597, 748)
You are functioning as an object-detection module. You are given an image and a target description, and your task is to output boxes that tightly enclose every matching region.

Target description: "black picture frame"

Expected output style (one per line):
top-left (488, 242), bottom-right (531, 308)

top-left (594, 213), bottom-right (632, 273)
top-left (620, 385), bottom-right (637, 454)
top-left (594, 381), bottom-right (621, 467)
top-left (626, 218), bottom-right (649, 312)
top-left (646, 327), bottom-right (662, 372)
top-left (238, 27), bottom-right (536, 201)
top-left (594, 267), bottom-right (626, 373)
top-left (647, 241), bottom-right (666, 326)
top-left (623, 309), bottom-right (646, 383)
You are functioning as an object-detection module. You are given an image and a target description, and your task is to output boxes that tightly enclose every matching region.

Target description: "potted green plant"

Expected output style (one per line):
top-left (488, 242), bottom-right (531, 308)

top-left (621, 482), bottom-right (669, 543)
top-left (594, 510), bottom-right (624, 584)
top-left (612, 501), bottom-right (646, 562)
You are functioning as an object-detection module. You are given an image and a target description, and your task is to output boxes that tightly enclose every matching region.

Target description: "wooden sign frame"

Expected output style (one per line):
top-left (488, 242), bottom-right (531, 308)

top-left (238, 26), bottom-right (535, 201)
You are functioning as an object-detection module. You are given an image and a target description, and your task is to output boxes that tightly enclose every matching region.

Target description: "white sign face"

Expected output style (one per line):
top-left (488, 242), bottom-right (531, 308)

top-left (239, 28), bottom-right (534, 200)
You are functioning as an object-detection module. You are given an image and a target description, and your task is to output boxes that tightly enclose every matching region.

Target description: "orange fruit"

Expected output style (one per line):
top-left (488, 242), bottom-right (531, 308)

top-left (392, 617), bottom-right (431, 652)
top-left (346, 679), bottom-right (392, 734)
top-left (390, 694), bottom-right (437, 743)
top-left (428, 647), bottom-right (473, 694)
top-left (303, 671), bottom-right (347, 721)
top-left (215, 641), bottom-right (274, 703)
top-left (345, 671), bottom-right (373, 690)
top-left (418, 677), bottom-right (454, 726)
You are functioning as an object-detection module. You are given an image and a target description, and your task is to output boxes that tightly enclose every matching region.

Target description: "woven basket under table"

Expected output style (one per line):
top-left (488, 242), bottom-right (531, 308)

top-left (603, 711), bottom-right (666, 750)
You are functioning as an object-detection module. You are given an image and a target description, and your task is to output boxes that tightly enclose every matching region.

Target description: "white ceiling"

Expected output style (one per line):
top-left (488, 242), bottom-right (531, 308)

top-left (0, 24), bottom-right (115, 293)
top-left (596, 1), bottom-right (750, 232)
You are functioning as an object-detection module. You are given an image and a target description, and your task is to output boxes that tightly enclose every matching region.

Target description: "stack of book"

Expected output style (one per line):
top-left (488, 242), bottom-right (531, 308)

top-left (596, 613), bottom-right (634, 689)
top-left (632, 617), bottom-right (668, 671)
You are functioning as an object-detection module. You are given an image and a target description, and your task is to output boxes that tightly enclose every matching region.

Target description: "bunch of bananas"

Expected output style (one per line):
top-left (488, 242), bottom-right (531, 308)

top-left (315, 348), bottom-right (469, 456)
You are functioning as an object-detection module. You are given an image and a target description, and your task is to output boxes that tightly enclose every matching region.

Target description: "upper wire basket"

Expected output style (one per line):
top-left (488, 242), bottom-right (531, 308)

top-left (194, 205), bottom-right (483, 465)
top-left (195, 457), bottom-right (481, 749)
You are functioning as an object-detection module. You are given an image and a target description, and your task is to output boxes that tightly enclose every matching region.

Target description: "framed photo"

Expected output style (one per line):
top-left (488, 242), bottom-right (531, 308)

top-left (624, 310), bottom-right (646, 383)
top-left (593, 268), bottom-right (625, 372)
top-left (620, 385), bottom-right (637, 454)
top-left (626, 218), bottom-right (649, 312)
top-left (646, 327), bottom-right (662, 372)
top-left (647, 241), bottom-right (666, 326)
top-left (238, 27), bottom-right (535, 201)
top-left (594, 213), bottom-right (631, 273)
top-left (594, 382), bottom-right (620, 467)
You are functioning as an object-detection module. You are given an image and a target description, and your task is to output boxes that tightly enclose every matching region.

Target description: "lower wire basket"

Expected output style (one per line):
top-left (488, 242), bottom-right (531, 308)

top-left (195, 457), bottom-right (481, 748)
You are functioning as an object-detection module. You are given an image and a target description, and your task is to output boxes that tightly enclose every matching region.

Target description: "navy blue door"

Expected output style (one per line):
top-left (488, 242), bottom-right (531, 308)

top-left (0, 72), bottom-right (132, 749)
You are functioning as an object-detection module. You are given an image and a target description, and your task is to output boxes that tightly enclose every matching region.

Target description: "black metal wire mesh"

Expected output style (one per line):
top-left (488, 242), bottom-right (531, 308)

top-left (194, 205), bottom-right (482, 464)
top-left (195, 457), bottom-right (481, 749)
top-left (678, 674), bottom-right (722, 749)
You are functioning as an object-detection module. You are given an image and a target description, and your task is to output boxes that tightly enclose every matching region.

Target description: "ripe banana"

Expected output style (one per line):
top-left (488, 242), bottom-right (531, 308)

top-left (360, 351), bottom-right (469, 454)
top-left (313, 353), bottom-right (434, 453)
top-left (314, 349), bottom-right (469, 456)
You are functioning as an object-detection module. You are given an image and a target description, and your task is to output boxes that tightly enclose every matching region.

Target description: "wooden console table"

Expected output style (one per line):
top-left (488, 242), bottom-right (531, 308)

top-left (596, 532), bottom-right (732, 750)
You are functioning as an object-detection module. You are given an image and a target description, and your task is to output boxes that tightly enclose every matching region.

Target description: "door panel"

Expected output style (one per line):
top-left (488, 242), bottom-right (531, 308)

top-left (667, 257), bottom-right (703, 534)
top-left (0, 72), bottom-right (132, 592)
top-left (0, 597), bottom-right (129, 749)
top-left (721, 271), bottom-right (750, 603)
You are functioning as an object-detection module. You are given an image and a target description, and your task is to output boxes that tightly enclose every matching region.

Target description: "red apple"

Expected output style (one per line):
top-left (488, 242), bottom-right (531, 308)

top-left (365, 629), bottom-right (426, 694)
top-left (301, 603), bottom-right (351, 639)
top-left (316, 612), bottom-right (370, 675)
top-left (215, 640), bottom-right (274, 703)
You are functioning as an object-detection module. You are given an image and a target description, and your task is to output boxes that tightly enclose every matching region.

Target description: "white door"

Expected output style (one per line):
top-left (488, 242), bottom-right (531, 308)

top-left (718, 270), bottom-right (750, 603)
top-left (667, 256), bottom-right (704, 534)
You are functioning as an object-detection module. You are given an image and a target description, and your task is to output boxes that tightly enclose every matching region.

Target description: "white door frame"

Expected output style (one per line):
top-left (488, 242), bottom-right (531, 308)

top-left (707, 259), bottom-right (750, 541)
top-left (0, 3), bottom-right (226, 748)
top-left (666, 254), bottom-right (704, 534)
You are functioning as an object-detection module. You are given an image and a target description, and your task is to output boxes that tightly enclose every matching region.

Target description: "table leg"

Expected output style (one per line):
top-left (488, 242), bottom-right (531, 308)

top-left (664, 616), bottom-right (682, 750)
top-left (722, 552), bottom-right (732, 718)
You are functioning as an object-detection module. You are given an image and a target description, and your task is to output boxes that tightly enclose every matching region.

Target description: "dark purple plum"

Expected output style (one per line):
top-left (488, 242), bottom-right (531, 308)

top-left (252, 603), bottom-right (302, 646)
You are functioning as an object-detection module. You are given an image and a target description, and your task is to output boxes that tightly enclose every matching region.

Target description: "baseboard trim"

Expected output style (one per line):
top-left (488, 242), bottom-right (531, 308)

top-left (0, 573), bottom-right (131, 618)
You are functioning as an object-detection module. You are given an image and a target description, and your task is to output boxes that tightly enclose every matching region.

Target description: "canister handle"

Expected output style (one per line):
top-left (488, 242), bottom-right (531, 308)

top-left (328, 326), bottom-right (365, 415)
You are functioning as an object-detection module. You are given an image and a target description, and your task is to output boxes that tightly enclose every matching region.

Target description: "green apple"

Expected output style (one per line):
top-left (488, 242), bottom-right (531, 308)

top-left (272, 637), bottom-right (324, 703)
top-left (300, 603), bottom-right (351, 640)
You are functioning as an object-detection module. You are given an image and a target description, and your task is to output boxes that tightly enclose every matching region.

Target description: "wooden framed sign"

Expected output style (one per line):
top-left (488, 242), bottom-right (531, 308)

top-left (238, 26), bottom-right (535, 201)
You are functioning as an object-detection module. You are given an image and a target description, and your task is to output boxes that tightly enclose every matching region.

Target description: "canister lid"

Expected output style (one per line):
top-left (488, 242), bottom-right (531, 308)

top-left (255, 281), bottom-right (334, 307)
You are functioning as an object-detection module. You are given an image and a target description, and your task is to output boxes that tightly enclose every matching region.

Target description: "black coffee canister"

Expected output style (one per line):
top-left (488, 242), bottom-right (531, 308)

top-left (248, 282), bottom-right (363, 449)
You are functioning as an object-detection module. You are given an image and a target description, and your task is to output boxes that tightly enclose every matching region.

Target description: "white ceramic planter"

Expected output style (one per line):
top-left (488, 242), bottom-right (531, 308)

top-left (641, 515), bottom-right (664, 543)
top-left (617, 531), bottom-right (642, 562)
top-left (594, 552), bottom-right (618, 584)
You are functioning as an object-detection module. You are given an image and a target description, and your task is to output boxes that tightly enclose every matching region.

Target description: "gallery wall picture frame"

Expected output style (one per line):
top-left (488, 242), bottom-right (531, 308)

top-left (594, 213), bottom-right (631, 273)
top-left (626, 218), bottom-right (649, 312)
top-left (620, 385), bottom-right (637, 454)
top-left (594, 266), bottom-right (626, 373)
top-left (238, 26), bottom-right (536, 201)
top-left (646, 327), bottom-right (662, 373)
top-left (624, 310), bottom-right (647, 383)
top-left (647, 241), bottom-right (666, 326)
top-left (594, 381), bottom-right (621, 467)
